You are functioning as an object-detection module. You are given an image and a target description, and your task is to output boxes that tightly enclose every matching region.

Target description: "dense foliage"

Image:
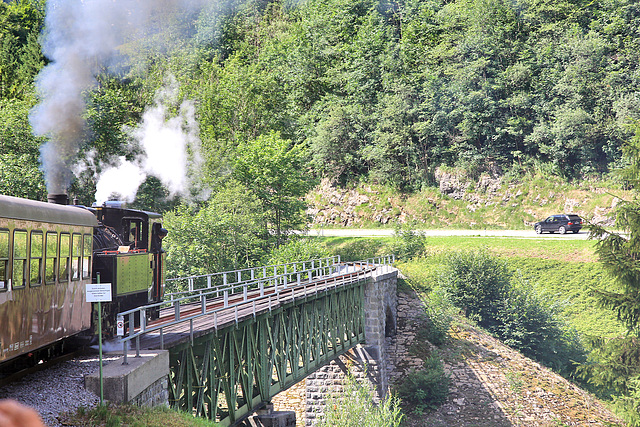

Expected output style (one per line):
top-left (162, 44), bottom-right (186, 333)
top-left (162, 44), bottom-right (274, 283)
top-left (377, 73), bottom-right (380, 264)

top-left (436, 250), bottom-right (586, 376)
top-left (2, 0), bottom-right (640, 266)
top-left (396, 355), bottom-right (450, 414)
top-left (581, 124), bottom-right (640, 424)
top-left (3, 0), bottom-right (640, 200)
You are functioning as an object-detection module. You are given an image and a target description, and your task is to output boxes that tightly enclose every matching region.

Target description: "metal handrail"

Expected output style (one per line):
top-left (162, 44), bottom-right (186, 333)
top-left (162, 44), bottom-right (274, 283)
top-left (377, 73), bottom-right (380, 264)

top-left (116, 255), bottom-right (395, 364)
top-left (165, 255), bottom-right (342, 296)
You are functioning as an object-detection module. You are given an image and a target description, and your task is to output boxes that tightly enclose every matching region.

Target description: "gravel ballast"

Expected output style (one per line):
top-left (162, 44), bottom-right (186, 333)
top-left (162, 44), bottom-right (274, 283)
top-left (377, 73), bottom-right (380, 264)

top-left (0, 353), bottom-right (119, 426)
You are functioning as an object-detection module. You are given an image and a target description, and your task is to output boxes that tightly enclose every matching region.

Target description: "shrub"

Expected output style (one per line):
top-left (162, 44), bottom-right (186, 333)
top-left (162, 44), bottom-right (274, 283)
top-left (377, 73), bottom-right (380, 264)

top-left (495, 276), bottom-right (586, 375)
top-left (390, 221), bottom-right (426, 260)
top-left (331, 238), bottom-right (385, 262)
top-left (397, 354), bottom-right (450, 414)
top-left (437, 250), bottom-right (511, 329)
top-left (420, 286), bottom-right (456, 346)
top-left (438, 250), bottom-right (586, 376)
top-left (266, 237), bottom-right (331, 265)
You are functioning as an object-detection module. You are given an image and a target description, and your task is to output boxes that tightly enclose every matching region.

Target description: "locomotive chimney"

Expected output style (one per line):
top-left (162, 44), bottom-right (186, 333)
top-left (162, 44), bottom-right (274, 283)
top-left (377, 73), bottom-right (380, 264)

top-left (47, 193), bottom-right (69, 205)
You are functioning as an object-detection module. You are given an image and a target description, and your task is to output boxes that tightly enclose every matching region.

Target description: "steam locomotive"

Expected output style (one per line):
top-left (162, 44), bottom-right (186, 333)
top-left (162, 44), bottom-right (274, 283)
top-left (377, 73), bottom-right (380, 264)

top-left (0, 193), bottom-right (166, 368)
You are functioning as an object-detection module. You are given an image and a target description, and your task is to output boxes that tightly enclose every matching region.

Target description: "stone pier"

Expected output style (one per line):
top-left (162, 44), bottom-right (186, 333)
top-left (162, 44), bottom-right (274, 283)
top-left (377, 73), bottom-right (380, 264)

top-left (303, 266), bottom-right (398, 425)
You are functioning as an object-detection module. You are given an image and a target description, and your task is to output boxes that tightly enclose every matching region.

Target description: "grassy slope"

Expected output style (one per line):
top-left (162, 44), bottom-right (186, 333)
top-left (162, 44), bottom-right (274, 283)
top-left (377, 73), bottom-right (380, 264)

top-left (324, 235), bottom-right (626, 340)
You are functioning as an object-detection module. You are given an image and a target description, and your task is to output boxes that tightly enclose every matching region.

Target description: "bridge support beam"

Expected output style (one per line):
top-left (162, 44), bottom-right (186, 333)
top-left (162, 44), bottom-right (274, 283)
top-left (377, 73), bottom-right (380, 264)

top-left (304, 267), bottom-right (397, 425)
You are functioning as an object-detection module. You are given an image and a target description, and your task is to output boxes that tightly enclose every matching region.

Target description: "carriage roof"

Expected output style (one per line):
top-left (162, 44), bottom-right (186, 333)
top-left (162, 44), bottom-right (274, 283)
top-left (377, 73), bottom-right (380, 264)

top-left (0, 195), bottom-right (98, 227)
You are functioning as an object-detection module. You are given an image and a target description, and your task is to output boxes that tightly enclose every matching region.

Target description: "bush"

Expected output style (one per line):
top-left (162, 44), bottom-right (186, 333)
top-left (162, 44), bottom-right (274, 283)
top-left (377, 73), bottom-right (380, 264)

top-left (266, 237), bottom-right (331, 265)
top-left (495, 276), bottom-right (586, 375)
top-left (397, 354), bottom-right (450, 414)
top-left (437, 250), bottom-right (511, 329)
top-left (390, 221), bottom-right (426, 260)
top-left (420, 287), bottom-right (456, 346)
top-left (331, 238), bottom-right (385, 262)
top-left (438, 250), bottom-right (586, 376)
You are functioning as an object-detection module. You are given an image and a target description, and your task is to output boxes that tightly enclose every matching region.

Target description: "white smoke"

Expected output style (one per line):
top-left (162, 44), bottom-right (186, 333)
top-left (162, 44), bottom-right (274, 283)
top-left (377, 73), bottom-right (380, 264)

top-left (94, 78), bottom-right (204, 205)
top-left (30, 0), bottom-right (206, 196)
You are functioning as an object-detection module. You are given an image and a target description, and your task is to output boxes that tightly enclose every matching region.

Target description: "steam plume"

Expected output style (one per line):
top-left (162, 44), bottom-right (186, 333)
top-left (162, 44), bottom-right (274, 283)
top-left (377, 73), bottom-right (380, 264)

top-left (94, 78), bottom-right (204, 205)
top-left (30, 0), bottom-right (205, 196)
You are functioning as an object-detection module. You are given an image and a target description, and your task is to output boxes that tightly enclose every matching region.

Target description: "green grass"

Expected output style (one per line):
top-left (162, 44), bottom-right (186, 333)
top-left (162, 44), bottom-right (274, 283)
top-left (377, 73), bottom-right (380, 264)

top-left (64, 404), bottom-right (219, 427)
top-left (505, 258), bottom-right (625, 339)
top-left (394, 236), bottom-right (625, 342)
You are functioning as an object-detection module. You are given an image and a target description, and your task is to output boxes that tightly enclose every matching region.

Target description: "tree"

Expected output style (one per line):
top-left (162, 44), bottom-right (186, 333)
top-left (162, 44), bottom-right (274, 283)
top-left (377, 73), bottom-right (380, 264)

top-left (162, 180), bottom-right (265, 279)
top-left (582, 123), bottom-right (640, 423)
top-left (0, 0), bottom-right (45, 100)
top-left (234, 130), bottom-right (314, 247)
top-left (0, 98), bottom-right (46, 199)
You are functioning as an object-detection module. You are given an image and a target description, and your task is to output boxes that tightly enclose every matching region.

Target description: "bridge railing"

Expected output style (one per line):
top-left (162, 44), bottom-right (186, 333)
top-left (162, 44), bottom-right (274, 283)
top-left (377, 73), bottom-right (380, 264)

top-left (116, 255), bottom-right (395, 363)
top-left (164, 255), bottom-right (342, 297)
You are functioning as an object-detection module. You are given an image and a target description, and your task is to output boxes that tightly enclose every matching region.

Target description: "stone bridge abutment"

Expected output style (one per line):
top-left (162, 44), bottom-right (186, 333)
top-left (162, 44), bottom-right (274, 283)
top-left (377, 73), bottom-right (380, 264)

top-left (272, 266), bottom-right (398, 426)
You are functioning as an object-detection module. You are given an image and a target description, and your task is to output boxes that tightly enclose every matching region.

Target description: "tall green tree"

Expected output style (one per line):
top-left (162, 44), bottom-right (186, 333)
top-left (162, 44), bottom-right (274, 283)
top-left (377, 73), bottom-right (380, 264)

top-left (583, 123), bottom-right (640, 424)
top-left (163, 180), bottom-right (265, 279)
top-left (234, 130), bottom-right (313, 246)
top-left (0, 98), bottom-right (46, 199)
top-left (0, 0), bottom-right (45, 100)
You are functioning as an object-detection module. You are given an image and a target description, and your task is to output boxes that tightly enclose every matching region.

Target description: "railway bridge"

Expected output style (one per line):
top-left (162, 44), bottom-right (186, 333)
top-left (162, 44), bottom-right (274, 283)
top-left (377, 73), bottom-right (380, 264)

top-left (88, 256), bottom-right (397, 426)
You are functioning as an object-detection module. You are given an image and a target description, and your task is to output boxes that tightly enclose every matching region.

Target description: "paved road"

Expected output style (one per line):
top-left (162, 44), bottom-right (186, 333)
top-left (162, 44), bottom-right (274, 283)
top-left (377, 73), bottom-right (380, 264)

top-left (305, 228), bottom-right (590, 239)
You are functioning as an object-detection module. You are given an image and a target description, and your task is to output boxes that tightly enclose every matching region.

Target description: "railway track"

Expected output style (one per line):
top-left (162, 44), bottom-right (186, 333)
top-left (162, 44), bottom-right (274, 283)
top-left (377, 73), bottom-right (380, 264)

top-left (0, 347), bottom-right (87, 388)
top-left (117, 265), bottom-right (377, 354)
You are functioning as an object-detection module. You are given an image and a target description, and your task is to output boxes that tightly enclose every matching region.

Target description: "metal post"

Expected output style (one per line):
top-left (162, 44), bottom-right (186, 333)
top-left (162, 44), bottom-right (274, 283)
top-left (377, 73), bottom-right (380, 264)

top-left (96, 272), bottom-right (104, 405)
top-left (140, 308), bottom-right (146, 332)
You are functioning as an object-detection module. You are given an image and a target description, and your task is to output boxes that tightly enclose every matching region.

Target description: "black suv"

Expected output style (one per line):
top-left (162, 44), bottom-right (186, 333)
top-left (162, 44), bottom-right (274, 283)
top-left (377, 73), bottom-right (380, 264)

top-left (534, 214), bottom-right (583, 234)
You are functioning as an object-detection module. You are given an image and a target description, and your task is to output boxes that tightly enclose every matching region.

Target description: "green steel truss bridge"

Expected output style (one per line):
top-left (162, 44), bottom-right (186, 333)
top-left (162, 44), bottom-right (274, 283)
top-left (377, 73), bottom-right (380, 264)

top-left (116, 255), bottom-right (395, 426)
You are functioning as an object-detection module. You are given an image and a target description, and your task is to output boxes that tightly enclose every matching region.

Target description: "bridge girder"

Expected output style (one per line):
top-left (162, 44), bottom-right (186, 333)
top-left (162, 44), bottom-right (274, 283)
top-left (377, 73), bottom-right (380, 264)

top-left (168, 277), bottom-right (366, 426)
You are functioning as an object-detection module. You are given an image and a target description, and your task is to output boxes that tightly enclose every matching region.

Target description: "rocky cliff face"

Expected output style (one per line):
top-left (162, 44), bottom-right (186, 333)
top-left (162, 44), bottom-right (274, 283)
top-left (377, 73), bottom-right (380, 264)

top-left (306, 172), bottom-right (620, 229)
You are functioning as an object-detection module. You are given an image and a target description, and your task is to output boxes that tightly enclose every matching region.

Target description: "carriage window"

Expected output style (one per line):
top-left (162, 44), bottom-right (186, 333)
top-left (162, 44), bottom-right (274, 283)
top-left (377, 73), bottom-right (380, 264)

top-left (13, 230), bottom-right (27, 288)
top-left (82, 234), bottom-right (92, 279)
top-left (72, 233), bottom-right (81, 280)
top-left (59, 233), bottom-right (70, 282)
top-left (0, 230), bottom-right (8, 290)
top-left (30, 231), bottom-right (43, 286)
top-left (45, 232), bottom-right (58, 284)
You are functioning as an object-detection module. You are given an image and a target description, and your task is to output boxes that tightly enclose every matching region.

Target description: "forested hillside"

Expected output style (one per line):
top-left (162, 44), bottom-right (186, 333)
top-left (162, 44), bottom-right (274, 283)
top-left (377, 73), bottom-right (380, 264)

top-left (2, 0), bottom-right (640, 266)
top-left (2, 0), bottom-right (640, 199)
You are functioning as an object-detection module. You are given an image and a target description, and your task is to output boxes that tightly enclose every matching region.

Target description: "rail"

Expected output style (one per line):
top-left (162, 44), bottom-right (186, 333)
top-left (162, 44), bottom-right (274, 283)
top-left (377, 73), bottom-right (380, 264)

top-left (116, 255), bottom-right (395, 364)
